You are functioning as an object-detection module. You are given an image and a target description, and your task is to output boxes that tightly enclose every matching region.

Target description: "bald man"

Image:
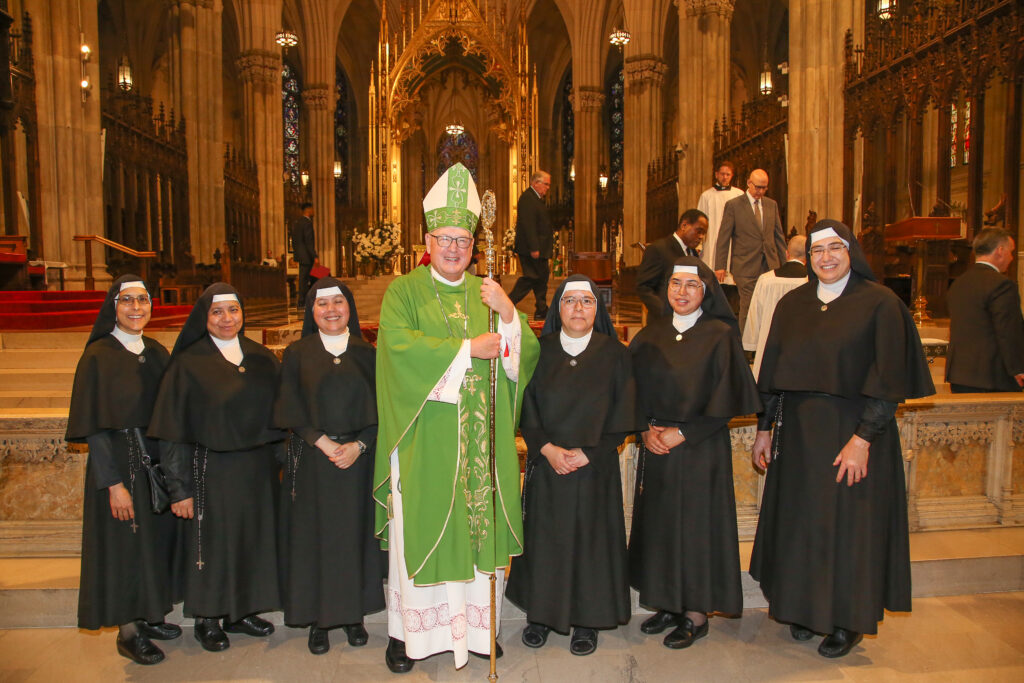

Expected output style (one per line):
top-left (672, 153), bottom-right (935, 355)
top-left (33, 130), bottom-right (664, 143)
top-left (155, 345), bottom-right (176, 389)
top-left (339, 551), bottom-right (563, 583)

top-left (713, 169), bottom-right (787, 332)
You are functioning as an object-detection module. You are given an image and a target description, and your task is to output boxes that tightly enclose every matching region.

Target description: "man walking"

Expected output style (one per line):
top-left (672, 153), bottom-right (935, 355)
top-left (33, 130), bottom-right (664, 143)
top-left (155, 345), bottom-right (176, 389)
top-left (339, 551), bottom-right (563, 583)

top-left (509, 171), bottom-right (553, 320)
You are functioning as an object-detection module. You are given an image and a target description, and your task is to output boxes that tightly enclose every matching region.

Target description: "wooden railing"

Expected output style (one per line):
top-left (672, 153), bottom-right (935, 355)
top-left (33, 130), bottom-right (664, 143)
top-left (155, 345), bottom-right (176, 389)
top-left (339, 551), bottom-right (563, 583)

top-left (73, 235), bottom-right (156, 289)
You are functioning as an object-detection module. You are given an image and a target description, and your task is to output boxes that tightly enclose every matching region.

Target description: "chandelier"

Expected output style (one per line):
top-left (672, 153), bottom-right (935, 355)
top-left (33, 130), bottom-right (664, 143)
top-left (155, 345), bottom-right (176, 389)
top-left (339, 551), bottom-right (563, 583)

top-left (876, 0), bottom-right (896, 21)
top-left (609, 28), bottom-right (630, 50)
top-left (275, 29), bottom-right (298, 48)
top-left (759, 63), bottom-right (773, 96)
top-left (117, 55), bottom-right (133, 92)
top-left (445, 122), bottom-right (465, 136)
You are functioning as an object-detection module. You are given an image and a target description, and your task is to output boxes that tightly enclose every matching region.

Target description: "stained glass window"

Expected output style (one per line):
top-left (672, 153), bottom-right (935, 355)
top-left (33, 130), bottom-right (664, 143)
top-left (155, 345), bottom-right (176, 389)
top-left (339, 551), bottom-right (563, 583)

top-left (437, 129), bottom-right (479, 182)
top-left (282, 63), bottom-right (301, 185)
top-left (561, 68), bottom-right (574, 196)
top-left (335, 65), bottom-right (350, 202)
top-left (962, 100), bottom-right (971, 166)
top-left (607, 67), bottom-right (624, 188)
top-left (949, 103), bottom-right (957, 169)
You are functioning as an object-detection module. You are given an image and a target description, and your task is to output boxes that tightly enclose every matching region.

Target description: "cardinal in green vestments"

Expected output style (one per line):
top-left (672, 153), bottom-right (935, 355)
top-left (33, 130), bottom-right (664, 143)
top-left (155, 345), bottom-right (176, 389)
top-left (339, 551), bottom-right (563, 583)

top-left (374, 163), bottom-right (540, 671)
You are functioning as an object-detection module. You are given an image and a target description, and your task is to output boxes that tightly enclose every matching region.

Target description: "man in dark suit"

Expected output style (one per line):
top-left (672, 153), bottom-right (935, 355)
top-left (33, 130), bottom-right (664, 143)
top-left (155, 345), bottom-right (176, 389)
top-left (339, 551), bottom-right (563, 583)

top-left (946, 227), bottom-right (1024, 393)
top-left (635, 208), bottom-right (708, 324)
top-left (509, 170), bottom-right (553, 320)
top-left (713, 168), bottom-right (787, 332)
top-left (290, 202), bottom-right (317, 309)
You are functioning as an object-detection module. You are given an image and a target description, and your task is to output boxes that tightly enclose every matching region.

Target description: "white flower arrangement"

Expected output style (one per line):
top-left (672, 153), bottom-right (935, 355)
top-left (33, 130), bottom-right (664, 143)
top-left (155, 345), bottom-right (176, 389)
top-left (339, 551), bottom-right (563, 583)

top-left (502, 225), bottom-right (516, 252)
top-left (352, 221), bottom-right (404, 266)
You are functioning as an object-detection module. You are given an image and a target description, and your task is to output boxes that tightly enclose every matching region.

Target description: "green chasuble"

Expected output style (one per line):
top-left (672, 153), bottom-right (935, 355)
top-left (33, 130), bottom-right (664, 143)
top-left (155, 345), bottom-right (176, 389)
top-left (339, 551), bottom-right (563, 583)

top-left (374, 266), bottom-right (540, 586)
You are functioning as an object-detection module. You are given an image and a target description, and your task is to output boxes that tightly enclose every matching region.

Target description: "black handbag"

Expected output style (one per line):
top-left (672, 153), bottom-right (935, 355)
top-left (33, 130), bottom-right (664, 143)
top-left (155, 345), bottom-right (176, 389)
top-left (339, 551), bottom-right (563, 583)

top-left (134, 428), bottom-right (170, 514)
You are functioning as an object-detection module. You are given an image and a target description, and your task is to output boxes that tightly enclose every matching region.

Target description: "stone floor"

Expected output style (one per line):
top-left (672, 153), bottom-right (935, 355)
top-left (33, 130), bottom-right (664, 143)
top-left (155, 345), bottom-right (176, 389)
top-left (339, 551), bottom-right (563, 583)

top-left (1, 592), bottom-right (1022, 682)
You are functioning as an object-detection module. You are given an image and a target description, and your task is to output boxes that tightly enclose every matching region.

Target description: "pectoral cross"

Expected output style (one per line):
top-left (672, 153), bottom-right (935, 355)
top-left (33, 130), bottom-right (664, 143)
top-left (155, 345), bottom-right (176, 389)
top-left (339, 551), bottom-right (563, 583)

top-left (196, 559), bottom-right (205, 570)
top-left (449, 302), bottom-right (468, 321)
top-left (129, 519), bottom-right (138, 534)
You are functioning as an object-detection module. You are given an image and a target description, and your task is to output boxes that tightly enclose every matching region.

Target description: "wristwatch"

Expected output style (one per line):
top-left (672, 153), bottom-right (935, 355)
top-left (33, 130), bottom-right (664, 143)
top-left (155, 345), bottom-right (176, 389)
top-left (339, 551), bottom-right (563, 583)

top-left (356, 440), bottom-right (367, 455)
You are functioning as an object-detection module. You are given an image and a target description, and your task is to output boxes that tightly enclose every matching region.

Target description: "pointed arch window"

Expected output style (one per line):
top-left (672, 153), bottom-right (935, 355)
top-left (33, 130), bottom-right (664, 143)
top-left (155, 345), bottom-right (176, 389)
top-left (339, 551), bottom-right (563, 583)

top-left (962, 100), bottom-right (971, 166)
top-left (949, 103), bottom-right (958, 169)
top-left (282, 63), bottom-right (301, 185)
top-left (335, 65), bottom-right (350, 202)
top-left (607, 66), bottom-right (624, 188)
top-left (561, 68), bottom-right (574, 194)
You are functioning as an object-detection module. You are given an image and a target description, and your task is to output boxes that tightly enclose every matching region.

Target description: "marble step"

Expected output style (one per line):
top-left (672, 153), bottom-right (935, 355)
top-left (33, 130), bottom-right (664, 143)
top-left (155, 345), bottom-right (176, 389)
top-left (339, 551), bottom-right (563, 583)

top-left (0, 390), bottom-right (71, 409)
top-left (0, 368), bottom-right (77, 390)
top-left (1, 528), bottom-right (1021, 628)
top-left (0, 349), bottom-right (82, 369)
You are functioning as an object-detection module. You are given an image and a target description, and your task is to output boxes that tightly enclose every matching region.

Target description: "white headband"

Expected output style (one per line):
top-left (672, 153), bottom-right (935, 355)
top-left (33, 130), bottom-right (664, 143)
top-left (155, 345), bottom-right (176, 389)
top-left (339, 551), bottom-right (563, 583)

top-left (314, 286), bottom-right (343, 300)
top-left (809, 227), bottom-right (850, 248)
top-left (211, 293), bottom-right (239, 303)
top-left (563, 281), bottom-right (594, 296)
top-left (672, 265), bottom-right (700, 275)
top-left (118, 280), bottom-right (146, 293)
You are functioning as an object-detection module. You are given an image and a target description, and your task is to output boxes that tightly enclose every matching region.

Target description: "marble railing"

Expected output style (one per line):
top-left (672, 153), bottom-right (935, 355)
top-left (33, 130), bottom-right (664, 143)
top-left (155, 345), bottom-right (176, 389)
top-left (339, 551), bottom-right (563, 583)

top-left (1, 395), bottom-right (1022, 555)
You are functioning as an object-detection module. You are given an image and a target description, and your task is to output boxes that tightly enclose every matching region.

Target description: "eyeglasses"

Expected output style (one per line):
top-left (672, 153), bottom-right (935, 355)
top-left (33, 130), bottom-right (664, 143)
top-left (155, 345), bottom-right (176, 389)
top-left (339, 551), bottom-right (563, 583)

top-left (809, 243), bottom-right (848, 257)
top-left (667, 281), bottom-right (704, 293)
top-left (116, 295), bottom-right (151, 306)
top-left (431, 234), bottom-right (474, 249)
top-left (560, 295), bottom-right (597, 309)
top-left (751, 184), bottom-right (768, 191)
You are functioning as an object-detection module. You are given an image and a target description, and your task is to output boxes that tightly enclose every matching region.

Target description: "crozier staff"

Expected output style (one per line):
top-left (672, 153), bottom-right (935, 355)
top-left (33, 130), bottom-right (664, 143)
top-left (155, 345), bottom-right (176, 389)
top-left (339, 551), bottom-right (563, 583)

top-left (274, 277), bottom-right (385, 656)
top-left (506, 274), bottom-right (637, 656)
top-left (67, 274), bottom-right (181, 665)
top-left (629, 256), bottom-right (761, 650)
top-left (148, 283), bottom-right (285, 653)
top-left (750, 220), bottom-right (934, 658)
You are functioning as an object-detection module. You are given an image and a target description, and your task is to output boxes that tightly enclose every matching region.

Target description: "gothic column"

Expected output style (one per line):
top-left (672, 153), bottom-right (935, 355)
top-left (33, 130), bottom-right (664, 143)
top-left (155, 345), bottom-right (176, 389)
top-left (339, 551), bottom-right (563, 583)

top-left (623, 56), bottom-right (667, 265)
top-left (787, 0), bottom-right (856, 223)
top-left (572, 87), bottom-right (604, 251)
top-left (26, 0), bottom-right (103, 288)
top-left (167, 0), bottom-right (225, 265)
top-left (677, 0), bottom-right (733, 211)
top-left (302, 85), bottom-right (337, 272)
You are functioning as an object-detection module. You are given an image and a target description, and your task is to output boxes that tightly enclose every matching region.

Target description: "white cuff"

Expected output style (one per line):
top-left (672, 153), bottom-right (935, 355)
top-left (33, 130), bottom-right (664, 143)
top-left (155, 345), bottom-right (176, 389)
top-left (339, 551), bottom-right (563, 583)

top-left (428, 340), bottom-right (472, 404)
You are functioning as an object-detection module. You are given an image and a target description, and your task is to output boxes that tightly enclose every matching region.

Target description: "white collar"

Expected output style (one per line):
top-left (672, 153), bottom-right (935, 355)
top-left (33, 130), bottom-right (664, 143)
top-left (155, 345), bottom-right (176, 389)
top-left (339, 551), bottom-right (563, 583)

top-left (210, 334), bottom-right (243, 365)
top-left (430, 265), bottom-right (465, 287)
top-left (531, 187), bottom-right (543, 200)
top-left (672, 233), bottom-right (688, 253)
top-left (817, 271), bottom-right (851, 303)
top-left (977, 260), bottom-right (1000, 271)
top-left (672, 308), bottom-right (703, 333)
top-left (747, 191), bottom-right (760, 206)
top-left (319, 329), bottom-right (350, 357)
top-left (110, 325), bottom-right (144, 354)
top-left (559, 329), bottom-right (593, 357)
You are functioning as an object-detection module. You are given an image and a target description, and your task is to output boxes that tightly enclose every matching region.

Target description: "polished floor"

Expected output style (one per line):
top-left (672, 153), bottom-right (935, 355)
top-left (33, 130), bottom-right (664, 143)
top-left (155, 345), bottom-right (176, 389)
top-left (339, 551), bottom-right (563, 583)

top-left (1, 592), bottom-right (1021, 682)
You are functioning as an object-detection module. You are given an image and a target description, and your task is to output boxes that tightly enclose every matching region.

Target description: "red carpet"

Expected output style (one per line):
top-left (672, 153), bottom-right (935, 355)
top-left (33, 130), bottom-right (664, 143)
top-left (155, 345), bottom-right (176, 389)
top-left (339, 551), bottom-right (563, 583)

top-left (0, 291), bottom-right (192, 330)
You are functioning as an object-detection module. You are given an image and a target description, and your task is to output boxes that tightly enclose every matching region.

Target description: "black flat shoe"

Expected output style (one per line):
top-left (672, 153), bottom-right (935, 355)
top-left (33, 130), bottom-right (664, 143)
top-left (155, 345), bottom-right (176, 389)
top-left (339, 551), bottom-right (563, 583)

top-left (135, 620), bottom-right (182, 641)
top-left (641, 610), bottom-right (680, 635)
top-left (386, 637), bottom-right (414, 674)
top-left (470, 642), bottom-right (503, 659)
top-left (343, 622), bottom-right (368, 646)
top-left (663, 617), bottom-right (709, 649)
top-left (223, 614), bottom-right (275, 637)
top-left (818, 628), bottom-right (862, 658)
top-left (308, 627), bottom-right (329, 655)
top-left (194, 618), bottom-right (230, 652)
top-left (570, 627), bottom-right (598, 656)
top-left (522, 622), bottom-right (551, 648)
top-left (116, 632), bottom-right (165, 665)
top-left (790, 623), bottom-right (814, 641)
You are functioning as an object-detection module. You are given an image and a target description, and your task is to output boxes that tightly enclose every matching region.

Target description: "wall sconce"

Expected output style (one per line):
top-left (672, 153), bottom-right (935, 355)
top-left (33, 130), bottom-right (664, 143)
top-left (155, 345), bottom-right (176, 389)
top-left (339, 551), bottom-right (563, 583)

top-left (569, 159), bottom-right (575, 182)
top-left (300, 170), bottom-right (310, 187)
top-left (80, 34), bottom-right (91, 103)
top-left (598, 169), bottom-right (609, 191)
top-left (333, 161), bottom-right (343, 179)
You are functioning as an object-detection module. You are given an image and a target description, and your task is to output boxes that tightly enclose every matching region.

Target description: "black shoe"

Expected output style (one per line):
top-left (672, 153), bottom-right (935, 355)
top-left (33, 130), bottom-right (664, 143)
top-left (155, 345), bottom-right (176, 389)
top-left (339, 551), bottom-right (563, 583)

top-left (308, 627), bottom-right (330, 655)
top-left (570, 627), bottom-right (598, 656)
top-left (533, 311), bottom-right (548, 321)
top-left (116, 632), bottom-right (165, 665)
top-left (223, 614), bottom-right (275, 637)
top-left (342, 622), bottom-right (368, 646)
top-left (790, 623), bottom-right (815, 641)
top-left (663, 617), bottom-right (709, 649)
top-left (385, 637), bottom-right (414, 674)
top-left (194, 618), bottom-right (230, 652)
top-left (470, 642), bottom-right (503, 659)
top-left (521, 622), bottom-right (551, 648)
top-left (818, 628), bottom-right (862, 658)
top-left (641, 610), bottom-right (680, 635)
top-left (135, 620), bottom-right (182, 641)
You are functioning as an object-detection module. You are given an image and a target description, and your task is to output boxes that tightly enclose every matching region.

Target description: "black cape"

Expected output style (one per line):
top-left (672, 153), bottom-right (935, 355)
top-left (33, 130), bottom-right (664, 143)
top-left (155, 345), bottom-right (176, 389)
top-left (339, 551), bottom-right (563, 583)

top-left (628, 310), bottom-right (761, 616)
top-left (274, 299), bottom-right (386, 627)
top-left (750, 220), bottom-right (934, 635)
top-left (66, 273), bottom-right (180, 629)
top-left (505, 330), bottom-right (637, 631)
top-left (147, 283), bottom-right (284, 620)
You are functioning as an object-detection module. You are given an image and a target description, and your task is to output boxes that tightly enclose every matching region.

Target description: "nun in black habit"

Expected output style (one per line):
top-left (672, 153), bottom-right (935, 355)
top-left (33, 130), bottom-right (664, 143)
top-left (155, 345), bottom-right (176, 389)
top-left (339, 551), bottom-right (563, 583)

top-left (274, 277), bottom-right (386, 655)
top-left (749, 220), bottom-right (934, 658)
top-left (628, 256), bottom-right (761, 649)
top-left (67, 275), bottom-right (181, 665)
top-left (148, 283), bottom-right (285, 652)
top-left (505, 274), bottom-right (637, 656)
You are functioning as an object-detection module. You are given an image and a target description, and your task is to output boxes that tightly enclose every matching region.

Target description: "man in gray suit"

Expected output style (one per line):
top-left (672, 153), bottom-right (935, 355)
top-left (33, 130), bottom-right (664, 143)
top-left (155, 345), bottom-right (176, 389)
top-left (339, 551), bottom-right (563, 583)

top-left (713, 168), bottom-right (787, 332)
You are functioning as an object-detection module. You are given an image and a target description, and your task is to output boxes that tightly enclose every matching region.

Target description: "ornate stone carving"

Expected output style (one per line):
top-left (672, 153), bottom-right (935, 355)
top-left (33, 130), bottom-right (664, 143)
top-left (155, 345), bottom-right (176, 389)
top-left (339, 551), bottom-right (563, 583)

top-left (683, 0), bottom-right (735, 19)
top-left (301, 85), bottom-right (332, 111)
top-left (570, 87), bottom-right (605, 112)
top-left (235, 49), bottom-right (280, 86)
top-left (625, 57), bottom-right (668, 92)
